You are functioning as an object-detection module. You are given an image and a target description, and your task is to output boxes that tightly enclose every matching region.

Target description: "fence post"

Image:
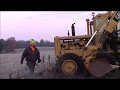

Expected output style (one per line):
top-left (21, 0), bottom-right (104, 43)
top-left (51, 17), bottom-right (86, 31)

top-left (48, 55), bottom-right (51, 66)
top-left (42, 55), bottom-right (45, 63)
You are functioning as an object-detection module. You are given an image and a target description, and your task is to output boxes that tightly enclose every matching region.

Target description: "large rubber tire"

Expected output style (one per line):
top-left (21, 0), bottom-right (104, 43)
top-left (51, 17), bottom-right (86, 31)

top-left (95, 52), bottom-right (116, 65)
top-left (55, 53), bottom-right (84, 76)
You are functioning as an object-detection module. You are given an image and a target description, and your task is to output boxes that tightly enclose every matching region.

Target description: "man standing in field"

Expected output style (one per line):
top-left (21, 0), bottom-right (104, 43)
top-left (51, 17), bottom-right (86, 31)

top-left (20, 39), bottom-right (41, 77)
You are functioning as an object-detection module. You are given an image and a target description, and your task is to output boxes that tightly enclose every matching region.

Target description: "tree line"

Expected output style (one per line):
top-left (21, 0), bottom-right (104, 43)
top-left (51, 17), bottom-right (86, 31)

top-left (0, 37), bottom-right (54, 53)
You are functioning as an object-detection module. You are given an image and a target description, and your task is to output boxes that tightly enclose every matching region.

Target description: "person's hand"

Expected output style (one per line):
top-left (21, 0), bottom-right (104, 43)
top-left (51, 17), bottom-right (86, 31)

top-left (38, 59), bottom-right (41, 63)
top-left (21, 60), bottom-right (23, 64)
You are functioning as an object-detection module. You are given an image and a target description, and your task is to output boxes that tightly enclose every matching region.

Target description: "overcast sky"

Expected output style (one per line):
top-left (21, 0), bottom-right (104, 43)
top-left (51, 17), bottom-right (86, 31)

top-left (0, 11), bottom-right (106, 42)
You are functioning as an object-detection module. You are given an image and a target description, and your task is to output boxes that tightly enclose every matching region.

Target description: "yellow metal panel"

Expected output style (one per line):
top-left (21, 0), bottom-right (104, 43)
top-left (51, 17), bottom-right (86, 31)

top-left (58, 35), bottom-right (91, 40)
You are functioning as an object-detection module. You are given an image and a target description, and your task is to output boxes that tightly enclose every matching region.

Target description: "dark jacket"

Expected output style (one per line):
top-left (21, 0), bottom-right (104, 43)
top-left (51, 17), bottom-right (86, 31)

top-left (21, 46), bottom-right (40, 63)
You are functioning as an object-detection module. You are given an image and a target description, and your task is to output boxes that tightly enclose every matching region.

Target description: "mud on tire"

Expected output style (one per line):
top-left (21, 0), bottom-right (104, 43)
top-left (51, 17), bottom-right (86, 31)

top-left (55, 53), bottom-right (84, 76)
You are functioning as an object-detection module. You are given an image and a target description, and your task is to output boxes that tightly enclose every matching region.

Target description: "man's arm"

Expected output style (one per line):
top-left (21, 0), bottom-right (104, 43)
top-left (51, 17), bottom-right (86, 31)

top-left (21, 48), bottom-right (27, 64)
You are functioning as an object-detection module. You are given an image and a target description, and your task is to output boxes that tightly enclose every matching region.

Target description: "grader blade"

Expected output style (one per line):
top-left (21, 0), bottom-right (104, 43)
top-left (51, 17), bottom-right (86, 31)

top-left (88, 58), bottom-right (118, 77)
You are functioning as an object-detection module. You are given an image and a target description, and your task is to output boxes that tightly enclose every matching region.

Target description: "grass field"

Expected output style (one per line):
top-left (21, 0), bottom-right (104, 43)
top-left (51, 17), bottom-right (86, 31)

top-left (0, 47), bottom-right (56, 79)
top-left (1, 47), bottom-right (120, 79)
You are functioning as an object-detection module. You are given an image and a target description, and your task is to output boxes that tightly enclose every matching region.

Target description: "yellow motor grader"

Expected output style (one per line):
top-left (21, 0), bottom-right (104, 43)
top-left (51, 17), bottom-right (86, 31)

top-left (54, 11), bottom-right (120, 77)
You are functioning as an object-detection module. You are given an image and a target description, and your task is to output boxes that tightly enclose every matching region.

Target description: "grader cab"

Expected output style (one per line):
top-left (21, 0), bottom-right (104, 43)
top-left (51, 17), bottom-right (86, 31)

top-left (54, 11), bottom-right (120, 77)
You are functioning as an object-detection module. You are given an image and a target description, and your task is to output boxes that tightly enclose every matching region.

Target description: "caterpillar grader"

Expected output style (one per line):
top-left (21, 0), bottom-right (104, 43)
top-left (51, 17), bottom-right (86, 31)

top-left (54, 11), bottom-right (120, 78)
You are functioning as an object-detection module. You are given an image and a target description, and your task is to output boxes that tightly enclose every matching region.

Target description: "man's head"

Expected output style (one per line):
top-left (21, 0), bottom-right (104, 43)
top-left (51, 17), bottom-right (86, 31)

top-left (30, 39), bottom-right (36, 47)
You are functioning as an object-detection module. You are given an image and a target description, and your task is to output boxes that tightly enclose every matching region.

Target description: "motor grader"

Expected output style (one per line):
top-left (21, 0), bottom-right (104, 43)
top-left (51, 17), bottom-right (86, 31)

top-left (54, 11), bottom-right (120, 78)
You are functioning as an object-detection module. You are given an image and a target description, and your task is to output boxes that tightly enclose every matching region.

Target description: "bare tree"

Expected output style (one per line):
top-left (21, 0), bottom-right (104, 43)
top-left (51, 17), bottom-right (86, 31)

top-left (0, 39), bottom-right (5, 53)
top-left (5, 37), bottom-right (16, 52)
top-left (39, 39), bottom-right (45, 46)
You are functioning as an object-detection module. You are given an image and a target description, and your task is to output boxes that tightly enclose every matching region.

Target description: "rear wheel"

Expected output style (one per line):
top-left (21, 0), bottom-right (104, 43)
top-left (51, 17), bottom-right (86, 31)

top-left (55, 53), bottom-right (84, 76)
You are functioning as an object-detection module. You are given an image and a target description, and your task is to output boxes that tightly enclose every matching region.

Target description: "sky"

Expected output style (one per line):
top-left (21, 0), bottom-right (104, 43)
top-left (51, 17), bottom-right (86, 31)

top-left (0, 11), bottom-right (106, 42)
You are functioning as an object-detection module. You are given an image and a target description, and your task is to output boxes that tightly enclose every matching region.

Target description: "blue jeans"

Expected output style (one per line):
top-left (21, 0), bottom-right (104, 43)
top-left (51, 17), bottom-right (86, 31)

top-left (26, 61), bottom-right (36, 76)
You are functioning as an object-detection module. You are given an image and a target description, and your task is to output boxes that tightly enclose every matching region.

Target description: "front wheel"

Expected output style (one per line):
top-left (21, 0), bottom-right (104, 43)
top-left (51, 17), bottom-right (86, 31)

top-left (55, 53), bottom-right (84, 76)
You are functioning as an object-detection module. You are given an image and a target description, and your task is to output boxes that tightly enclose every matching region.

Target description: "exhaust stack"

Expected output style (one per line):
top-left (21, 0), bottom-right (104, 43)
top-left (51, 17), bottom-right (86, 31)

top-left (71, 23), bottom-right (75, 36)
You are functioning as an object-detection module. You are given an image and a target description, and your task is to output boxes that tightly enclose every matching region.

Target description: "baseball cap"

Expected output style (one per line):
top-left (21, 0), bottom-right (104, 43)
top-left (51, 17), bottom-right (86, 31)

top-left (30, 39), bottom-right (35, 45)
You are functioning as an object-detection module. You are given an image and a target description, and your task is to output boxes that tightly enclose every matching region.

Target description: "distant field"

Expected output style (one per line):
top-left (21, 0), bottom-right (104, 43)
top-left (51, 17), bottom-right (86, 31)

top-left (0, 47), bottom-right (56, 79)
